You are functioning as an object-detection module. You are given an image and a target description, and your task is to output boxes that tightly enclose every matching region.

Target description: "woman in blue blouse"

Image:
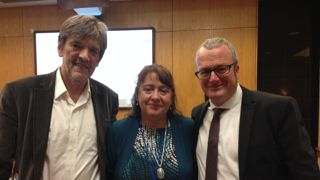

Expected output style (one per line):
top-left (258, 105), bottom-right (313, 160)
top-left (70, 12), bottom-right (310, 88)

top-left (106, 64), bottom-right (194, 180)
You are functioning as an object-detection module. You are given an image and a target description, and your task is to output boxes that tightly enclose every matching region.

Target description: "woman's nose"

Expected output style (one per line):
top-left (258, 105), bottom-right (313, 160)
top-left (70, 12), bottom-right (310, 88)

top-left (150, 90), bottom-right (161, 99)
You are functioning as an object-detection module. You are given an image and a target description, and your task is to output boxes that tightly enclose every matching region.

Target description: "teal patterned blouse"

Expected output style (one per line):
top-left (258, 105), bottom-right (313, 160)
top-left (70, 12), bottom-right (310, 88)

top-left (106, 116), bottom-right (194, 180)
top-left (122, 126), bottom-right (178, 180)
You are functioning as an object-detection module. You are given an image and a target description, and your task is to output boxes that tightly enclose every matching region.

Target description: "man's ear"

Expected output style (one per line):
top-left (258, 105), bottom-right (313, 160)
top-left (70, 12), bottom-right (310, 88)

top-left (58, 43), bottom-right (63, 57)
top-left (234, 64), bottom-right (239, 79)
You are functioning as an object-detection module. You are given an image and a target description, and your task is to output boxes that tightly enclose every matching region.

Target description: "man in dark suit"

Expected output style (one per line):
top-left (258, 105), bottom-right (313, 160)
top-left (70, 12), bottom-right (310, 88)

top-left (192, 37), bottom-right (320, 180)
top-left (0, 15), bottom-right (118, 180)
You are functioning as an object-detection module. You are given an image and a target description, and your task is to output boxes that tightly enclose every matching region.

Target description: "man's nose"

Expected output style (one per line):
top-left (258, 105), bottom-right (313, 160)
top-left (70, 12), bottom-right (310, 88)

top-left (209, 70), bottom-right (220, 80)
top-left (79, 49), bottom-right (90, 61)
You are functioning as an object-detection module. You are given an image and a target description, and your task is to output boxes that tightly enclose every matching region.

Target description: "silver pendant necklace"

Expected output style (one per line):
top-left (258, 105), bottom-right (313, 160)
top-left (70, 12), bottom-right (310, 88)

top-left (152, 127), bottom-right (167, 179)
top-left (142, 122), bottom-right (168, 179)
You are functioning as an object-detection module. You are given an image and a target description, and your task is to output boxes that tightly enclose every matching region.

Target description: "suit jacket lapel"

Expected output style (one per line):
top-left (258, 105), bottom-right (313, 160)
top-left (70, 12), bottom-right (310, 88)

top-left (33, 72), bottom-right (56, 177)
top-left (90, 80), bottom-right (113, 180)
top-left (193, 101), bottom-right (210, 147)
top-left (238, 87), bottom-right (255, 180)
top-left (192, 101), bottom-right (209, 179)
top-left (90, 81), bottom-right (107, 148)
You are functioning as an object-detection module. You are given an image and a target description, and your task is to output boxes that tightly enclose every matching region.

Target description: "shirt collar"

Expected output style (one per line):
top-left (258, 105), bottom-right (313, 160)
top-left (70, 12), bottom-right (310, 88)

top-left (54, 68), bottom-right (91, 100)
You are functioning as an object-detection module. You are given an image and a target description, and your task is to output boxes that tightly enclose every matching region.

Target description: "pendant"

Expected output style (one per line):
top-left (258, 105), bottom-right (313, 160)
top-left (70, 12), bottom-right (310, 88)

top-left (156, 167), bottom-right (165, 179)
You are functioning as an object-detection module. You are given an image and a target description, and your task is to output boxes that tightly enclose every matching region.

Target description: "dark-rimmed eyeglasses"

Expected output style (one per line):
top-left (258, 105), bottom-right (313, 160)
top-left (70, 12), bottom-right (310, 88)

top-left (195, 63), bottom-right (236, 80)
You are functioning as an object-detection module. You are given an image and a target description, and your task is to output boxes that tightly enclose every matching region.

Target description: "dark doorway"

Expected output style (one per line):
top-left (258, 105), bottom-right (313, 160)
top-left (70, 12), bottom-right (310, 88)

top-left (258, 0), bottom-right (318, 148)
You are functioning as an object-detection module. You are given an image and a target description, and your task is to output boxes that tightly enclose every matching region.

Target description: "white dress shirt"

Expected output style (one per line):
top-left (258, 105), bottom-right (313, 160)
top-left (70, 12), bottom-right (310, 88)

top-left (42, 68), bottom-right (99, 180)
top-left (197, 84), bottom-right (242, 180)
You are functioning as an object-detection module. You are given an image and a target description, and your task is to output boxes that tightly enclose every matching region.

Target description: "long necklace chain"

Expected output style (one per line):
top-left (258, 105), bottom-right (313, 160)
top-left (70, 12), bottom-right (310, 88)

top-left (141, 121), bottom-right (169, 179)
top-left (147, 126), bottom-right (167, 168)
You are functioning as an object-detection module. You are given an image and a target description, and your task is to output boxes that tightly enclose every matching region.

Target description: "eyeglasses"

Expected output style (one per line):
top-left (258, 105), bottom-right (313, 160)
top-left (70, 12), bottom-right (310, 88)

top-left (195, 63), bottom-right (236, 80)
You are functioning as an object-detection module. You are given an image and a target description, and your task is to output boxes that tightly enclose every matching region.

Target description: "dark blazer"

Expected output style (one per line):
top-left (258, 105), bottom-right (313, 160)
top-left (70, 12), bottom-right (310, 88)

top-left (192, 86), bottom-right (320, 180)
top-left (0, 70), bottom-right (119, 180)
top-left (106, 115), bottom-right (194, 180)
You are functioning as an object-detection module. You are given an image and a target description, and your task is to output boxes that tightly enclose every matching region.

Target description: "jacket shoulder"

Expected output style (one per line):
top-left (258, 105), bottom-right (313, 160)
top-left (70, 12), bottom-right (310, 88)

top-left (90, 79), bottom-right (118, 98)
top-left (110, 117), bottom-right (137, 133)
top-left (242, 86), bottom-right (296, 106)
top-left (191, 101), bottom-right (208, 118)
top-left (174, 115), bottom-right (194, 126)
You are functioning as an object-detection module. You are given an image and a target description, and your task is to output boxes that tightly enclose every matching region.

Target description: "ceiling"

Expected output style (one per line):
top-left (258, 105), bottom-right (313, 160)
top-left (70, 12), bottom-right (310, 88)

top-left (0, 0), bottom-right (132, 16)
top-left (0, 0), bottom-right (57, 8)
top-left (0, 0), bottom-right (131, 8)
top-left (0, 0), bottom-right (133, 16)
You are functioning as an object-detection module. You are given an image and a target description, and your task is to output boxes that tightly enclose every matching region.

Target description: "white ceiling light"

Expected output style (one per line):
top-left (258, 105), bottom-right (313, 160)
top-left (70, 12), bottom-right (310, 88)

top-left (73, 7), bottom-right (103, 16)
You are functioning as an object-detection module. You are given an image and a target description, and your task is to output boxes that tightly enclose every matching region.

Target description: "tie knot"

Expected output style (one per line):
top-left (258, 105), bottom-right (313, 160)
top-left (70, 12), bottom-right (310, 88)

top-left (213, 108), bottom-right (225, 115)
top-left (212, 108), bottom-right (225, 121)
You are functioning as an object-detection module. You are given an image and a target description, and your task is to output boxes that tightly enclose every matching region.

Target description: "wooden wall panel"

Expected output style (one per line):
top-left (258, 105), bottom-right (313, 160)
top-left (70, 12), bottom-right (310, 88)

top-left (0, 8), bottom-right (23, 37)
top-left (0, 37), bottom-right (24, 90)
top-left (172, 30), bottom-right (213, 116)
top-left (23, 36), bottom-right (36, 76)
top-left (173, 0), bottom-right (213, 30)
top-left (240, 0), bottom-right (258, 26)
top-left (155, 32), bottom-right (173, 71)
top-left (102, 0), bottom-right (172, 31)
top-left (22, 5), bottom-right (75, 36)
top-left (173, 0), bottom-right (257, 30)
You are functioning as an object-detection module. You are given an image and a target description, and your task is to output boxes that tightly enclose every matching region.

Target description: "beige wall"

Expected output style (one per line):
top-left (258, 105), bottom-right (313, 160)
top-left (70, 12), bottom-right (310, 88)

top-left (0, 0), bottom-right (257, 119)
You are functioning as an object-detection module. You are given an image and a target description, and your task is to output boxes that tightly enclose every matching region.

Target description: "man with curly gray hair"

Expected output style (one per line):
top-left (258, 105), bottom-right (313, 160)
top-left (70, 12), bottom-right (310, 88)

top-left (0, 15), bottom-right (119, 180)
